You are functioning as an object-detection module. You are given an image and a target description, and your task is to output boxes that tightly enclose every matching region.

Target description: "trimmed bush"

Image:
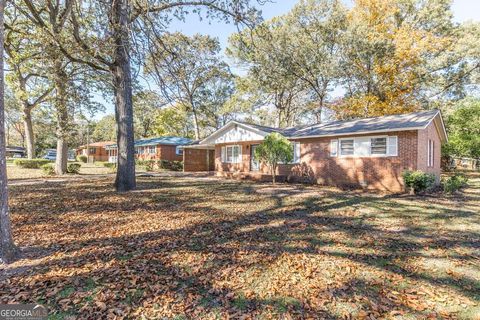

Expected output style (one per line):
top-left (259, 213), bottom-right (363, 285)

top-left (158, 159), bottom-right (171, 169)
top-left (95, 161), bottom-right (108, 167)
top-left (102, 162), bottom-right (116, 168)
top-left (67, 163), bottom-right (82, 174)
top-left (77, 155), bottom-right (87, 163)
top-left (403, 170), bottom-right (436, 194)
top-left (171, 161), bottom-right (183, 172)
top-left (14, 159), bottom-right (51, 169)
top-left (144, 160), bottom-right (155, 172)
top-left (136, 159), bottom-right (148, 166)
top-left (443, 173), bottom-right (468, 194)
top-left (41, 163), bottom-right (55, 175)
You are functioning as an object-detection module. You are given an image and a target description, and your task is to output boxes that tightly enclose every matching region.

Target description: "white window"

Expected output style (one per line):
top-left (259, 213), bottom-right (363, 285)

top-left (330, 140), bottom-right (338, 157)
top-left (371, 137), bottom-right (387, 155)
top-left (340, 139), bottom-right (354, 156)
top-left (428, 139), bottom-right (434, 167)
top-left (221, 146), bottom-right (226, 162)
top-left (223, 145), bottom-right (241, 163)
top-left (354, 137), bottom-right (370, 156)
top-left (338, 135), bottom-right (398, 157)
top-left (176, 146), bottom-right (183, 156)
top-left (148, 146), bottom-right (156, 154)
top-left (293, 142), bottom-right (301, 163)
top-left (387, 136), bottom-right (398, 156)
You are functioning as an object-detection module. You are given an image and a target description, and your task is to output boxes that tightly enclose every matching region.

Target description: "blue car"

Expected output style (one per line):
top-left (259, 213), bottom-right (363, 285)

top-left (43, 149), bottom-right (76, 161)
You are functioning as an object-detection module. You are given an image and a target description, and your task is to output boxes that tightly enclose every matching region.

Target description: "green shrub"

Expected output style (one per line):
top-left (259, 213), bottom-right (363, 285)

top-left (103, 162), bottom-right (116, 168)
top-left (14, 158), bottom-right (51, 169)
top-left (171, 161), bottom-right (183, 172)
top-left (443, 173), bottom-right (468, 194)
top-left (77, 155), bottom-right (87, 163)
top-left (158, 159), bottom-right (171, 169)
top-left (41, 163), bottom-right (55, 175)
top-left (144, 160), bottom-right (155, 172)
top-left (403, 170), bottom-right (436, 194)
top-left (95, 161), bottom-right (107, 167)
top-left (67, 163), bottom-right (82, 174)
top-left (135, 159), bottom-right (147, 166)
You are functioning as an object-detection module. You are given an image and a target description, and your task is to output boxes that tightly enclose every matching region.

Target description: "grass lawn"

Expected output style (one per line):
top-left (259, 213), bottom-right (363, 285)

top-left (1, 173), bottom-right (479, 319)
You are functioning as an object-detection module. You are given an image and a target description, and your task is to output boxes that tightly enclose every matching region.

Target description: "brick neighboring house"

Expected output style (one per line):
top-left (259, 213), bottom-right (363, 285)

top-left (105, 136), bottom-right (193, 163)
top-left (182, 110), bottom-right (448, 192)
top-left (75, 141), bottom-right (114, 162)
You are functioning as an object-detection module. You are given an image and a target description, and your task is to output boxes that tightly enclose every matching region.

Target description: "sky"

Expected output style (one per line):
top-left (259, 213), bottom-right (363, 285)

top-left (93, 0), bottom-right (480, 119)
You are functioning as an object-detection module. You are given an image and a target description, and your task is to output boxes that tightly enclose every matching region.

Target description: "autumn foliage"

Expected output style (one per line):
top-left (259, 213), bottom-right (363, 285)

top-left (334, 0), bottom-right (455, 119)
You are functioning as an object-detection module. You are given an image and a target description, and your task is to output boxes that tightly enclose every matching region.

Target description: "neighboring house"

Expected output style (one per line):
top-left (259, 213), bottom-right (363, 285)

top-left (76, 141), bottom-right (114, 162)
top-left (105, 136), bottom-right (193, 163)
top-left (452, 157), bottom-right (479, 170)
top-left (6, 146), bottom-right (26, 158)
top-left (182, 110), bottom-right (447, 192)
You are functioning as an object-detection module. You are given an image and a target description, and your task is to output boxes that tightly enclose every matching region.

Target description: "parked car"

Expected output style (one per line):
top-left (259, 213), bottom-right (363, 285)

top-left (43, 149), bottom-right (76, 161)
top-left (68, 150), bottom-right (76, 161)
top-left (43, 149), bottom-right (57, 161)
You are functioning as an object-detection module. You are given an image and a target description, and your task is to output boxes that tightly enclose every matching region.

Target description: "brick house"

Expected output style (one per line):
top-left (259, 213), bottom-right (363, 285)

top-left (105, 136), bottom-right (193, 163)
top-left (182, 110), bottom-right (447, 192)
top-left (75, 141), bottom-right (114, 162)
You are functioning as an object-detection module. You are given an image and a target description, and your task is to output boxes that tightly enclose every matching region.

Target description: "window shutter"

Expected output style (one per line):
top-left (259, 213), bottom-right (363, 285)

top-left (221, 146), bottom-right (225, 162)
top-left (432, 141), bottom-right (434, 166)
top-left (330, 140), bottom-right (338, 157)
top-left (387, 136), bottom-right (398, 156)
top-left (294, 142), bottom-right (301, 163)
top-left (238, 145), bottom-right (242, 163)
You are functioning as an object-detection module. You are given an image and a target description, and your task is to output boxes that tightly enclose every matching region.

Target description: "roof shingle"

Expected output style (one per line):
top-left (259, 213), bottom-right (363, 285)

top-left (238, 109), bottom-right (440, 138)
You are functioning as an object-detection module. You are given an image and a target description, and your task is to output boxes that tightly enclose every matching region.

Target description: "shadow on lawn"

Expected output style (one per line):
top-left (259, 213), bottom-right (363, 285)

top-left (3, 174), bottom-right (480, 318)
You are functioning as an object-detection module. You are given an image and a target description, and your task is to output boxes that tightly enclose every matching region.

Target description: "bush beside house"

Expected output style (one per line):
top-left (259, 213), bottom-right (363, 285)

top-left (402, 170), bottom-right (436, 194)
top-left (14, 159), bottom-right (52, 169)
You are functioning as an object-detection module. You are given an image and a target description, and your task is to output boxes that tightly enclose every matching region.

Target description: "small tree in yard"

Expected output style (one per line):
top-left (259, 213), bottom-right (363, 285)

top-left (255, 133), bottom-right (293, 185)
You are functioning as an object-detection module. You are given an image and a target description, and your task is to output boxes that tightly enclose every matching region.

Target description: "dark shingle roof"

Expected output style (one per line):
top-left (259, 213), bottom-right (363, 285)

top-left (134, 136), bottom-right (193, 147)
top-left (107, 136), bottom-right (193, 149)
top-left (238, 110), bottom-right (439, 138)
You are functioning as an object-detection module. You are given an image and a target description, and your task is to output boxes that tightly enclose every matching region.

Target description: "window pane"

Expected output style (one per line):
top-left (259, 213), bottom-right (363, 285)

top-left (330, 140), bottom-right (338, 157)
top-left (226, 146), bottom-right (233, 162)
top-left (340, 139), bottom-right (354, 155)
top-left (371, 137), bottom-right (387, 155)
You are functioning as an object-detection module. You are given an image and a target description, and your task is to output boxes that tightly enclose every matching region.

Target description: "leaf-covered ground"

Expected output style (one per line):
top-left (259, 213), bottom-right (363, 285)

top-left (1, 172), bottom-right (479, 319)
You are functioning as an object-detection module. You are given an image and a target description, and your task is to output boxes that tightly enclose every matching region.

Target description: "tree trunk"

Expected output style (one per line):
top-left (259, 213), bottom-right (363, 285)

top-left (271, 164), bottom-right (276, 185)
top-left (0, 0), bottom-right (17, 263)
top-left (23, 105), bottom-right (34, 159)
top-left (53, 58), bottom-right (69, 175)
top-left (190, 98), bottom-right (200, 140)
top-left (112, 0), bottom-right (136, 192)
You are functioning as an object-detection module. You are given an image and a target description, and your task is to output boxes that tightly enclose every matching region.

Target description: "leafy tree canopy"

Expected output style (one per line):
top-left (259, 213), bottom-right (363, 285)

top-left (443, 97), bottom-right (480, 158)
top-left (255, 133), bottom-right (293, 184)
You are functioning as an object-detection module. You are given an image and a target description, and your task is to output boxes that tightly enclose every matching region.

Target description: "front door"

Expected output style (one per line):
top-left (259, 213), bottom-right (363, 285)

top-left (250, 144), bottom-right (260, 171)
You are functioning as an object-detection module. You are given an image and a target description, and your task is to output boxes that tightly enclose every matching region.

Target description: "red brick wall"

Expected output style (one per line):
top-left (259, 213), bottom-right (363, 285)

top-left (417, 121), bottom-right (442, 183)
top-left (214, 131), bottom-right (419, 192)
top-left (136, 145), bottom-right (183, 162)
top-left (184, 149), bottom-right (215, 172)
top-left (76, 146), bottom-right (109, 161)
top-left (158, 145), bottom-right (183, 162)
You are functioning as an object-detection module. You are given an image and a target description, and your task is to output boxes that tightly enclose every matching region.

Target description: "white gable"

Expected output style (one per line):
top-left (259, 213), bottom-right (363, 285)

top-left (215, 125), bottom-right (266, 143)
